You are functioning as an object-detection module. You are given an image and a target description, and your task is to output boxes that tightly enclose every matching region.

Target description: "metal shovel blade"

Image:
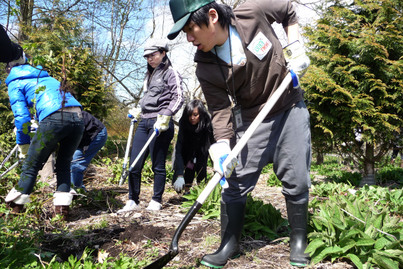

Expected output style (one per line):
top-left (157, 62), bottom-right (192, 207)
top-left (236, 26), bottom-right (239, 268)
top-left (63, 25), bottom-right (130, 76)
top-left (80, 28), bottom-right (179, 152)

top-left (143, 202), bottom-right (203, 269)
top-left (143, 250), bottom-right (178, 269)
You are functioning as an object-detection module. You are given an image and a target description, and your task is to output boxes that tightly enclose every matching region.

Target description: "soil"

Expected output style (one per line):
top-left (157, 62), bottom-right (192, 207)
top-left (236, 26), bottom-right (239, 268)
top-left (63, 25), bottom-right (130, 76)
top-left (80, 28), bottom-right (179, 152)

top-left (37, 165), bottom-right (354, 269)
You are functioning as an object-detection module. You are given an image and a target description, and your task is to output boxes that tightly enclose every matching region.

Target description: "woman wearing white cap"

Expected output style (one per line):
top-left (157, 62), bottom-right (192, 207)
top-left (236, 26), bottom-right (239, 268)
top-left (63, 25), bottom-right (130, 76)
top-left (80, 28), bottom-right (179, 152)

top-left (118, 39), bottom-right (184, 212)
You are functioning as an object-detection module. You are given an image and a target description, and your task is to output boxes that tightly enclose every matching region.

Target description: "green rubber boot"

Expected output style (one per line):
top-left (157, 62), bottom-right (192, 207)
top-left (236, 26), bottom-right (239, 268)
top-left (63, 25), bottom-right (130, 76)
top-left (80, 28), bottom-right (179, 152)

top-left (201, 201), bottom-right (245, 268)
top-left (286, 200), bottom-right (310, 267)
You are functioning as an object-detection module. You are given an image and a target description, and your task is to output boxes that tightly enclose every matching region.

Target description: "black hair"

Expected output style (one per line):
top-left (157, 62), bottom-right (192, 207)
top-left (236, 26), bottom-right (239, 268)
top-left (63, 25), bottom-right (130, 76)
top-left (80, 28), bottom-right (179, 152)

top-left (188, 2), bottom-right (234, 29)
top-left (180, 99), bottom-right (211, 133)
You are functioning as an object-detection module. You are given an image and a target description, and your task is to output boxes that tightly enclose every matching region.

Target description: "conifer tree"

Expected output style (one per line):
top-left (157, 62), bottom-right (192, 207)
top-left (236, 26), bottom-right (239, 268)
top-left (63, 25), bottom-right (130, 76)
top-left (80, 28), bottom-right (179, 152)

top-left (303, 0), bottom-right (403, 182)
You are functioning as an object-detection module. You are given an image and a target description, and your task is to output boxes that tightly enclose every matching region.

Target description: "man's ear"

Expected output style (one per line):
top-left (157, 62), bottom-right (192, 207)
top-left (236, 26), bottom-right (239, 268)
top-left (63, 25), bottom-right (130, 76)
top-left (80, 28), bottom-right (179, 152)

top-left (208, 8), bottom-right (219, 24)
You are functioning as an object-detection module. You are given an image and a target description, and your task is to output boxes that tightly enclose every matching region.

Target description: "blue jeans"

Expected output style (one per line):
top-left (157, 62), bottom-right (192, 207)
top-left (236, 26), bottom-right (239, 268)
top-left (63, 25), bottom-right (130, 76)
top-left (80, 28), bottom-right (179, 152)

top-left (128, 118), bottom-right (174, 204)
top-left (18, 111), bottom-right (84, 194)
top-left (71, 127), bottom-right (108, 188)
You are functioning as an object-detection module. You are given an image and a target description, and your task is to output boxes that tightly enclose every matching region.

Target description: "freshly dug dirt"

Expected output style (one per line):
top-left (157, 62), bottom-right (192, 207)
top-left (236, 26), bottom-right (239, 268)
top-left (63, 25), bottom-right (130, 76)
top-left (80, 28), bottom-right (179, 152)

top-left (38, 165), bottom-right (354, 269)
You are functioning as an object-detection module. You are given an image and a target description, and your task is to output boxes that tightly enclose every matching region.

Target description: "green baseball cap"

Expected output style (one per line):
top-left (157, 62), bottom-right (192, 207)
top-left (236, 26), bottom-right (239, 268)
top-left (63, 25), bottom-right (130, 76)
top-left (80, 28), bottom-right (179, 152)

top-left (168, 0), bottom-right (214, 40)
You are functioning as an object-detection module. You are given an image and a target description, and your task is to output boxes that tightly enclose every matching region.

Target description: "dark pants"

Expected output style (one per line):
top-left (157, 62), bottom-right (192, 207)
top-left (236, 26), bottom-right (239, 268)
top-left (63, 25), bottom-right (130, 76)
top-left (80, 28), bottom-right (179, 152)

top-left (71, 127), bottom-right (108, 188)
top-left (128, 118), bottom-right (174, 204)
top-left (18, 111), bottom-right (84, 194)
top-left (183, 154), bottom-right (208, 186)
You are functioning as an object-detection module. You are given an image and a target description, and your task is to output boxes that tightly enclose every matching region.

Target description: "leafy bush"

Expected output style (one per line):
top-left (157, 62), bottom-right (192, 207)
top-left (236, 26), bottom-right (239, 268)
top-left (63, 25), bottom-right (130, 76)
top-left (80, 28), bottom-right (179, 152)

top-left (355, 185), bottom-right (403, 216)
top-left (181, 181), bottom-right (222, 219)
top-left (243, 195), bottom-right (288, 240)
top-left (0, 211), bottom-right (45, 268)
top-left (326, 171), bottom-right (362, 186)
top-left (311, 181), bottom-right (354, 197)
top-left (307, 195), bottom-right (403, 269)
top-left (261, 163), bottom-right (273, 174)
top-left (266, 173), bottom-right (282, 187)
top-left (45, 248), bottom-right (151, 268)
top-left (311, 155), bottom-right (344, 175)
top-left (376, 165), bottom-right (403, 186)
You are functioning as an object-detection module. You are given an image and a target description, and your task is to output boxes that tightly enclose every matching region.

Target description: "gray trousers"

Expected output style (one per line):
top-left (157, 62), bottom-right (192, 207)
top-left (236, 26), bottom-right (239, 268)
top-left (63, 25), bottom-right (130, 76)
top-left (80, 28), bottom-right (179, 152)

top-left (223, 100), bottom-right (311, 204)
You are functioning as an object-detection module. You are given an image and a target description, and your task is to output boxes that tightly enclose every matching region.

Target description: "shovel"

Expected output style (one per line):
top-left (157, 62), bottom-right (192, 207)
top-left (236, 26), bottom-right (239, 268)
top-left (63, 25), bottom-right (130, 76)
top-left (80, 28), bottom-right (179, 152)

top-left (119, 129), bottom-right (157, 186)
top-left (143, 72), bottom-right (293, 269)
top-left (0, 145), bottom-right (22, 179)
top-left (119, 115), bottom-right (138, 185)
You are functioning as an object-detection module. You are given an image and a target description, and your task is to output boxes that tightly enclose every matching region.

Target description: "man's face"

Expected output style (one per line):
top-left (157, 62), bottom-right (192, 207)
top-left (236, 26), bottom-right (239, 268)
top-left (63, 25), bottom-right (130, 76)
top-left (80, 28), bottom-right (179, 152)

top-left (183, 20), bottom-right (217, 52)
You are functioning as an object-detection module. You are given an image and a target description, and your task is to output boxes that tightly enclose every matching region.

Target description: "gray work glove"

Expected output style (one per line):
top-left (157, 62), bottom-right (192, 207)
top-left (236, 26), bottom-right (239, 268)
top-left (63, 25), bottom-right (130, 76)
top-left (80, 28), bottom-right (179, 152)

top-left (173, 176), bottom-right (185, 192)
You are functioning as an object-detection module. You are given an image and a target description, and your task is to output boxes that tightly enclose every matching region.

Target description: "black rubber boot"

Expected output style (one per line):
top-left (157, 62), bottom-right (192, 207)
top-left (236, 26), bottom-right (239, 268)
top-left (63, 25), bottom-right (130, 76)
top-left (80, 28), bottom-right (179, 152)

top-left (286, 200), bottom-right (310, 267)
top-left (201, 201), bottom-right (245, 268)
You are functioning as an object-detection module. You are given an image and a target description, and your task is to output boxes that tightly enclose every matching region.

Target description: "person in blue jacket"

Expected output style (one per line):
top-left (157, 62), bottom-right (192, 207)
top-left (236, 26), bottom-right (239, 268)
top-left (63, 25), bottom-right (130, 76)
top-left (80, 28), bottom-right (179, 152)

top-left (4, 51), bottom-right (84, 220)
top-left (71, 111), bottom-right (108, 191)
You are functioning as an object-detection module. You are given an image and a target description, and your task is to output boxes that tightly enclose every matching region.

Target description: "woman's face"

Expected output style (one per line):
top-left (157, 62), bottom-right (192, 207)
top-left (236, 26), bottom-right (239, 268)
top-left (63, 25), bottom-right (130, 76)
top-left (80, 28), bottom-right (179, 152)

top-left (145, 51), bottom-right (165, 68)
top-left (189, 108), bottom-right (200, 125)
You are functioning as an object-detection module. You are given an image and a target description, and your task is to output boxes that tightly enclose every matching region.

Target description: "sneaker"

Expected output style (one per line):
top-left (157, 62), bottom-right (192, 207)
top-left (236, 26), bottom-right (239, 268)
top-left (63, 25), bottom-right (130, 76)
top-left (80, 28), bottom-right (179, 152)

top-left (146, 200), bottom-right (162, 211)
top-left (117, 200), bottom-right (139, 213)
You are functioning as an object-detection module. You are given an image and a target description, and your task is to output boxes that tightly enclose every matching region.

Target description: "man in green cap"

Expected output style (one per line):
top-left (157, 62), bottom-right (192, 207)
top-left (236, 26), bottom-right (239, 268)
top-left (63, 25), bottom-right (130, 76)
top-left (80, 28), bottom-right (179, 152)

top-left (168, 0), bottom-right (311, 268)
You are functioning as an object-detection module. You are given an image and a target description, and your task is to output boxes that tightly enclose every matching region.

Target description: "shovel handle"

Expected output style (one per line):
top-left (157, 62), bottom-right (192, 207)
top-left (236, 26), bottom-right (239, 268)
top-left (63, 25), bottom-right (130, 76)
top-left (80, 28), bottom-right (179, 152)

top-left (119, 130), bottom-right (157, 186)
top-left (196, 72), bottom-right (292, 204)
top-left (120, 118), bottom-right (137, 183)
top-left (0, 159), bottom-right (22, 179)
top-left (0, 145), bottom-right (19, 170)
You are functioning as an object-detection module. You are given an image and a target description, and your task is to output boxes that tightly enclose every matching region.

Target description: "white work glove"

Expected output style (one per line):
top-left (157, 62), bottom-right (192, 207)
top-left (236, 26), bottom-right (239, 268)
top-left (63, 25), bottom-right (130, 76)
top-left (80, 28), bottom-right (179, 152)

top-left (18, 144), bottom-right (29, 159)
top-left (30, 120), bottom-right (38, 132)
top-left (283, 40), bottom-right (310, 80)
top-left (173, 176), bottom-right (185, 192)
top-left (209, 140), bottom-right (238, 188)
top-left (154, 114), bottom-right (171, 135)
top-left (128, 107), bottom-right (141, 121)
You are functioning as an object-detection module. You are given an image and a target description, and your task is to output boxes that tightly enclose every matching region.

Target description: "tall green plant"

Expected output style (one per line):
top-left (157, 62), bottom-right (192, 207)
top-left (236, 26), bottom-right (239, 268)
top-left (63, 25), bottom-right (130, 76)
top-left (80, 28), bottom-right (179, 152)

top-left (307, 195), bottom-right (402, 268)
top-left (181, 181), bottom-right (222, 220)
top-left (243, 195), bottom-right (288, 240)
top-left (23, 15), bottom-right (113, 120)
top-left (303, 0), bottom-right (403, 179)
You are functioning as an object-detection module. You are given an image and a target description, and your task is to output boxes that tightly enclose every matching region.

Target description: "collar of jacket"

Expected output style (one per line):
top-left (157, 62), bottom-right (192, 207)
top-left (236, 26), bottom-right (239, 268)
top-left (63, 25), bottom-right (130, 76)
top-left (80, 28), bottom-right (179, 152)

top-left (194, 18), bottom-right (242, 65)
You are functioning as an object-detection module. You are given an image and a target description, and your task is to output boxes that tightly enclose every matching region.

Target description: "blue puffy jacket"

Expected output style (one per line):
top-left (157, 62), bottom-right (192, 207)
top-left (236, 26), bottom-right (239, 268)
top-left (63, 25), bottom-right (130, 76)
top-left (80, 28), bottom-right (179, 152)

top-left (5, 64), bottom-right (82, 145)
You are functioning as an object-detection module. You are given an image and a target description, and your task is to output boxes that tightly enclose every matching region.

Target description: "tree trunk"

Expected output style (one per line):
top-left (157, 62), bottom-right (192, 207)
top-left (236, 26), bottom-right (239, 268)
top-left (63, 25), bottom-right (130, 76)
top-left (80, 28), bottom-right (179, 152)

top-left (360, 142), bottom-right (376, 187)
top-left (18, 0), bottom-right (34, 41)
top-left (316, 152), bottom-right (324, 165)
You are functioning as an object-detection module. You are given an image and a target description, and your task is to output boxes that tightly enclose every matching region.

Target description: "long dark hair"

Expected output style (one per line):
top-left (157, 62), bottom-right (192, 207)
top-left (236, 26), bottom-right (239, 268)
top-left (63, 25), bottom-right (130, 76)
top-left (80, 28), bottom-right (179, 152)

top-left (180, 99), bottom-right (211, 133)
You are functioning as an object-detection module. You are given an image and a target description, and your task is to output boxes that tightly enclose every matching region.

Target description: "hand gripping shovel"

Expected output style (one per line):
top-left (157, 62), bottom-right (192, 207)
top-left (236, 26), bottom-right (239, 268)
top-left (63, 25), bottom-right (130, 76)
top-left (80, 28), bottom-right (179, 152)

top-left (0, 145), bottom-right (22, 179)
top-left (143, 72), bottom-right (293, 269)
top-left (119, 130), bottom-right (157, 186)
top-left (119, 115), bottom-right (138, 185)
